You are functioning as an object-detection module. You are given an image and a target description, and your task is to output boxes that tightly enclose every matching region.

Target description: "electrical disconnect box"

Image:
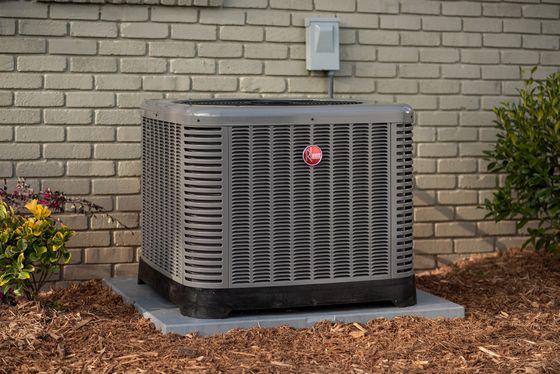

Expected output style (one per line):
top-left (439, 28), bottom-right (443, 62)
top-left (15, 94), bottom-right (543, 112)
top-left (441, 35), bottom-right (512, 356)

top-left (305, 17), bottom-right (340, 71)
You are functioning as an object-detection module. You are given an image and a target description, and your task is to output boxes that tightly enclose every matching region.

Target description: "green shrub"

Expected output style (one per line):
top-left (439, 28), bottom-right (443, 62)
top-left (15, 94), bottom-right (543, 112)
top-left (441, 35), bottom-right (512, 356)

top-left (484, 70), bottom-right (560, 252)
top-left (0, 199), bottom-right (74, 298)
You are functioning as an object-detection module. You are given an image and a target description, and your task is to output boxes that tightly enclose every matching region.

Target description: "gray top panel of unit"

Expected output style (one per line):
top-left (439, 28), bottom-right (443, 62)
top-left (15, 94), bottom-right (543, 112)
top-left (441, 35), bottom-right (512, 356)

top-left (142, 99), bottom-right (414, 126)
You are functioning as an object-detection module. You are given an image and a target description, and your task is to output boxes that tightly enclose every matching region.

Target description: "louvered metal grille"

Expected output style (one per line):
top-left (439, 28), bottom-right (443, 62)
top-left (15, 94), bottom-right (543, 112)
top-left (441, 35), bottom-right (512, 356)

top-left (183, 126), bottom-right (225, 285)
top-left (394, 122), bottom-right (414, 274)
top-left (141, 118), bottom-right (183, 281)
top-left (230, 123), bottom-right (393, 287)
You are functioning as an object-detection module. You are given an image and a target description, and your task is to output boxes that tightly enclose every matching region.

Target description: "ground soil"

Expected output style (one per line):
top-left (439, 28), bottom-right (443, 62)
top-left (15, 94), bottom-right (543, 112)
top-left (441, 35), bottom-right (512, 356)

top-left (1, 249), bottom-right (559, 373)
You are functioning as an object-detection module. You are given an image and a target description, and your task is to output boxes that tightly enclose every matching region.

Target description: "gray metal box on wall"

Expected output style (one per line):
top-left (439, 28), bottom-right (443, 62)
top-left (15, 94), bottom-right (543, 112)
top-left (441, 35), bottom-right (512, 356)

top-left (139, 99), bottom-right (415, 318)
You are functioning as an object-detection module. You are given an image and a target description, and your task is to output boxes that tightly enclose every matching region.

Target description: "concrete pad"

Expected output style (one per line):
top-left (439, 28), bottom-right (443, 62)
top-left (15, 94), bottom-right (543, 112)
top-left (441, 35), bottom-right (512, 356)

top-left (103, 278), bottom-right (464, 336)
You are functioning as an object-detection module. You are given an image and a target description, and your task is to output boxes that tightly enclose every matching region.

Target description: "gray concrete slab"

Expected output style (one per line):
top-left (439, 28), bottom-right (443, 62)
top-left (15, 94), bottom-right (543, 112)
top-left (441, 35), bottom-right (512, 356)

top-left (103, 278), bottom-right (464, 336)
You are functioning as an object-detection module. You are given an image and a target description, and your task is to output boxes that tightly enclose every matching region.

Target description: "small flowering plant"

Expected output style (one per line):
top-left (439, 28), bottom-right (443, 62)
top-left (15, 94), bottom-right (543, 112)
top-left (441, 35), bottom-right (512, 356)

top-left (0, 199), bottom-right (73, 299)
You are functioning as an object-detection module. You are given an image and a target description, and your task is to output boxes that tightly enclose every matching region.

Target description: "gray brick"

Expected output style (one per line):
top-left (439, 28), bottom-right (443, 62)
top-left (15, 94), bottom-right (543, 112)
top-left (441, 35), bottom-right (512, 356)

top-left (399, 64), bottom-right (439, 78)
top-left (419, 80), bottom-right (460, 94)
top-left (355, 63), bottom-right (397, 78)
top-left (85, 247), bottom-right (134, 263)
top-left (463, 18), bottom-right (501, 33)
top-left (542, 21), bottom-right (560, 35)
top-left (501, 50), bottom-right (539, 65)
top-left (113, 230), bottom-right (141, 246)
top-left (419, 48), bottom-right (459, 63)
top-left (191, 76), bottom-right (237, 91)
top-left (67, 126), bottom-right (115, 142)
top-left (421, 16), bottom-right (461, 31)
top-left (0, 162), bottom-right (13, 178)
top-left (116, 195), bottom-right (140, 211)
top-left (19, 20), bottom-right (67, 36)
top-left (0, 1), bottom-right (48, 18)
top-left (44, 109), bottom-right (92, 125)
top-left (380, 15), bottom-right (421, 30)
top-left (0, 73), bottom-right (42, 89)
top-left (503, 19), bottom-right (540, 34)
top-left (461, 50), bottom-right (499, 64)
top-left (459, 143), bottom-right (493, 157)
top-left (288, 77), bottom-right (327, 93)
top-left (438, 190), bottom-right (478, 205)
top-left (67, 92), bottom-right (115, 108)
top-left (442, 1), bottom-right (482, 16)
top-left (45, 74), bottom-right (93, 90)
top-left (94, 144), bottom-right (141, 160)
top-left (542, 52), bottom-right (560, 66)
top-left (247, 10), bottom-right (290, 26)
top-left (117, 127), bottom-right (141, 142)
top-left (199, 42), bottom-right (242, 58)
top-left (16, 161), bottom-right (64, 177)
top-left (337, 13), bottom-right (379, 29)
top-left (437, 127), bottom-right (477, 142)
top-left (401, 0), bottom-right (440, 15)
top-left (219, 59), bottom-right (262, 75)
top-left (357, 0), bottom-right (398, 14)
top-left (101, 5), bottom-right (149, 21)
top-left (377, 79), bottom-right (418, 94)
top-left (70, 21), bottom-right (117, 38)
top-left (523, 35), bottom-right (559, 50)
top-left (441, 65), bottom-right (480, 79)
top-left (240, 77), bottom-right (286, 93)
top-left (435, 222), bottom-right (477, 237)
top-left (171, 24), bottom-right (216, 40)
top-left (170, 58), bottom-right (215, 74)
top-left (454, 238), bottom-right (494, 253)
top-left (0, 19), bottom-right (15, 36)
top-left (17, 56), bottom-right (66, 72)
top-left (481, 66), bottom-right (520, 80)
top-left (245, 44), bottom-right (289, 59)
top-left (117, 160), bottom-right (141, 176)
top-left (63, 264), bottom-right (111, 280)
top-left (121, 23), bottom-right (169, 39)
top-left (95, 109), bottom-right (141, 125)
top-left (417, 143), bottom-right (458, 157)
top-left (440, 95), bottom-right (479, 110)
top-left (92, 177), bottom-right (140, 194)
top-left (51, 4), bottom-right (100, 20)
top-left (151, 7), bottom-right (197, 23)
top-left (270, 0), bottom-right (312, 10)
top-left (220, 26), bottom-right (263, 41)
top-left (456, 206), bottom-right (487, 221)
top-left (315, 0), bottom-right (355, 12)
top-left (95, 75), bottom-right (141, 90)
top-left (49, 39), bottom-right (97, 55)
top-left (42, 178), bottom-right (91, 195)
top-left (114, 263), bottom-right (139, 278)
top-left (265, 27), bottom-right (305, 43)
top-left (483, 34), bottom-right (521, 48)
top-left (438, 159), bottom-right (478, 173)
top-left (120, 58), bottom-right (167, 73)
top-left (265, 61), bottom-right (307, 76)
top-left (0, 56), bottom-right (14, 71)
top-left (442, 33), bottom-right (482, 47)
top-left (400, 31), bottom-right (440, 46)
top-left (414, 206), bottom-right (454, 222)
top-left (0, 144), bottom-right (40, 160)
top-left (483, 3), bottom-right (521, 17)
top-left (359, 30), bottom-right (399, 45)
top-left (15, 91), bottom-right (63, 107)
top-left (414, 255), bottom-right (436, 270)
top-left (460, 111), bottom-right (495, 127)
top-left (396, 95), bottom-right (437, 110)
top-left (522, 4), bottom-right (559, 19)
top-left (414, 239), bottom-right (453, 254)
top-left (0, 38), bottom-right (46, 54)
top-left (117, 92), bottom-right (164, 108)
top-left (378, 47), bottom-right (418, 62)
top-left (200, 8), bottom-right (245, 25)
top-left (70, 57), bottom-right (117, 72)
top-left (67, 161), bottom-right (115, 176)
top-left (44, 143), bottom-right (91, 159)
top-left (143, 76), bottom-right (190, 91)
top-left (99, 40), bottom-right (146, 56)
top-left (462, 81), bottom-right (501, 95)
top-left (0, 125), bottom-right (13, 140)
top-left (16, 126), bottom-right (64, 142)
top-left (148, 41), bottom-right (194, 57)
top-left (477, 221), bottom-right (516, 236)
top-left (458, 174), bottom-right (496, 189)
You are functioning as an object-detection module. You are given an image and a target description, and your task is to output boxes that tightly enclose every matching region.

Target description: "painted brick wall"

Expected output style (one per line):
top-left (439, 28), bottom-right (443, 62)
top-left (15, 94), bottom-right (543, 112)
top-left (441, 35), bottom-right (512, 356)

top-left (0, 0), bottom-right (559, 284)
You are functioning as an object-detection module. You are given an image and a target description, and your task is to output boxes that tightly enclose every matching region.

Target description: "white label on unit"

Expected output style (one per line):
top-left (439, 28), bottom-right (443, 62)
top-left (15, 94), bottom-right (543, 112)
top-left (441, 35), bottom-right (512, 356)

top-left (305, 17), bottom-right (340, 71)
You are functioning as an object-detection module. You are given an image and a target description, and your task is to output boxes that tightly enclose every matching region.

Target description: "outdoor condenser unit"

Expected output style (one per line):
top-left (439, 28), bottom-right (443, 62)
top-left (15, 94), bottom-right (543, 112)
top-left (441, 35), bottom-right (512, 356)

top-left (139, 99), bottom-right (416, 319)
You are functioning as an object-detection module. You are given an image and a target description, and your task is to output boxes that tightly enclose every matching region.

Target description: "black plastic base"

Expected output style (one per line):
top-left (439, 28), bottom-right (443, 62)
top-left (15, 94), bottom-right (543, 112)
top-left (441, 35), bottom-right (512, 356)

top-left (138, 259), bottom-right (417, 319)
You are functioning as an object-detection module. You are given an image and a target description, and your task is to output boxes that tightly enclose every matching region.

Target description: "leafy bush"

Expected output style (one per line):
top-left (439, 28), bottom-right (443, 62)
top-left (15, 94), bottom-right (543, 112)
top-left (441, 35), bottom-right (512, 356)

top-left (484, 70), bottom-right (560, 252)
top-left (0, 199), bottom-right (74, 298)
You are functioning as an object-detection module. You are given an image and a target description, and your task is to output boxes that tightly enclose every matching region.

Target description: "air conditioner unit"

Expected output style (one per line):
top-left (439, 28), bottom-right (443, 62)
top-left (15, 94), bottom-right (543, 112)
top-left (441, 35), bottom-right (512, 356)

top-left (139, 99), bottom-right (415, 319)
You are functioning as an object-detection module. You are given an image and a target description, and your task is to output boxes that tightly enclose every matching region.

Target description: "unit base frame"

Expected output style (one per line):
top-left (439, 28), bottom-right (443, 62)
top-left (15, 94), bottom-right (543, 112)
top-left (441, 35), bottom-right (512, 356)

top-left (138, 259), bottom-right (417, 319)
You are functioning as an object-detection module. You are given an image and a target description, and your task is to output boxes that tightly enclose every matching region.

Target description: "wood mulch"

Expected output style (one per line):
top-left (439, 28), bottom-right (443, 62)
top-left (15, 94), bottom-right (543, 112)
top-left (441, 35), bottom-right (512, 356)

top-left (1, 249), bottom-right (559, 373)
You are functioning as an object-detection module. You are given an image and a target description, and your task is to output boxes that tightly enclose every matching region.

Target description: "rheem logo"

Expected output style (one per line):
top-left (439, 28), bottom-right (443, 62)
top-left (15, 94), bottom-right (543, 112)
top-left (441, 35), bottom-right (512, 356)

top-left (302, 145), bottom-right (323, 166)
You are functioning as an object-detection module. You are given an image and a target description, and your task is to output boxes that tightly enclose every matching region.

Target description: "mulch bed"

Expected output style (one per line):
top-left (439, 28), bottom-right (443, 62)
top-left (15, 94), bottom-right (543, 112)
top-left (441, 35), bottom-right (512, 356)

top-left (1, 249), bottom-right (559, 373)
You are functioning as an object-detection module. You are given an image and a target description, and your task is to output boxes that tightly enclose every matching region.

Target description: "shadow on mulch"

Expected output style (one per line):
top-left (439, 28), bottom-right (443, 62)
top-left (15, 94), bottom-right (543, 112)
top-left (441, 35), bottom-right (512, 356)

top-left (1, 249), bottom-right (559, 373)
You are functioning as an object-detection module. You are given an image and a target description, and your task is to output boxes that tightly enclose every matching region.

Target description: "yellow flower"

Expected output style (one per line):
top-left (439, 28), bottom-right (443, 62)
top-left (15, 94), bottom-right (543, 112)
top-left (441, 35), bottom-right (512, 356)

top-left (25, 199), bottom-right (52, 219)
